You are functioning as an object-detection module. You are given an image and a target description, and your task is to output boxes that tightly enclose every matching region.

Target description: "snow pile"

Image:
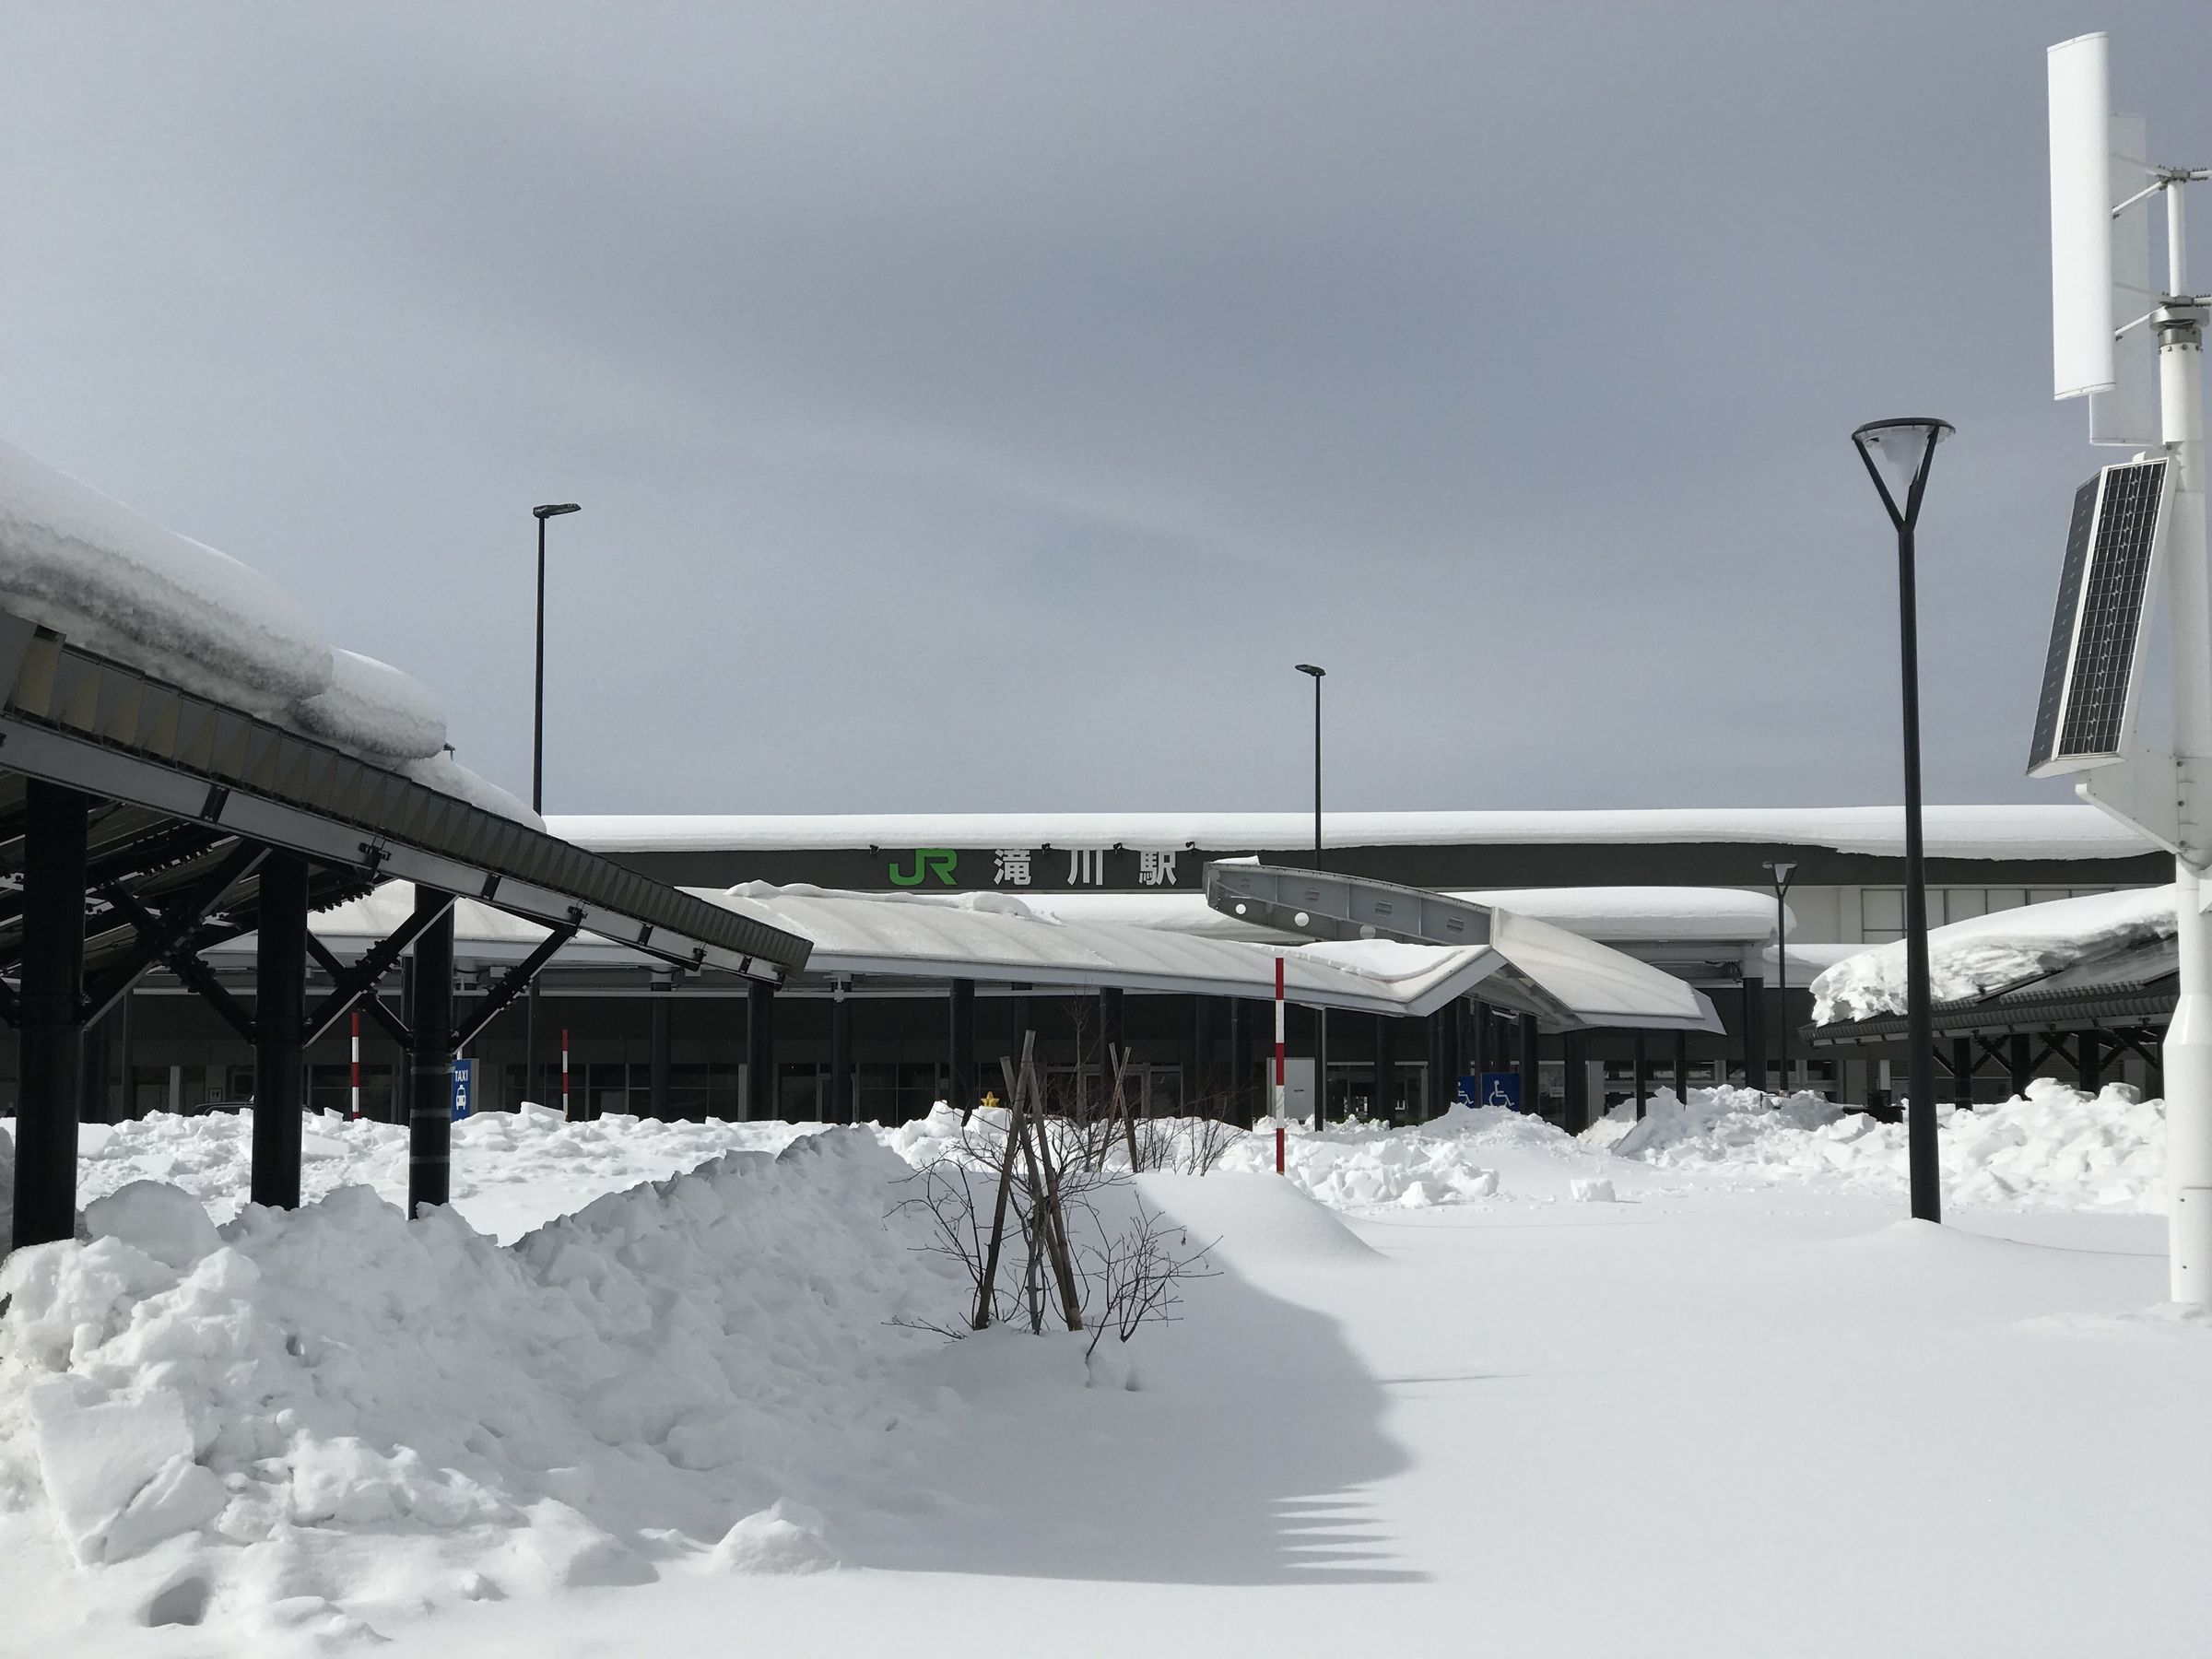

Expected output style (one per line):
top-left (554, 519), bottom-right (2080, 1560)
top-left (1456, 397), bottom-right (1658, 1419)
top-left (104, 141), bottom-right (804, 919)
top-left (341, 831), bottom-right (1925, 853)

top-left (1813, 886), bottom-right (2173, 1022)
top-left (1611, 1080), bottom-right (2166, 1209)
top-left (0, 1130), bottom-right (959, 1638)
top-left (0, 438), bottom-right (330, 713)
top-left (1217, 1104), bottom-right (1591, 1208)
top-left (12, 1103), bottom-right (819, 1244)
top-left (286, 646), bottom-right (447, 760)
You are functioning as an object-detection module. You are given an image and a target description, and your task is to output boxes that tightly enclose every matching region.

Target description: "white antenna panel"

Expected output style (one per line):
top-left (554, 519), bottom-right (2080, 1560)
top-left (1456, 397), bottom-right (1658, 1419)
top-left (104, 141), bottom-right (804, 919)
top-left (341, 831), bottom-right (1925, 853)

top-left (2050, 32), bottom-right (2116, 399)
top-left (2092, 112), bottom-right (2161, 445)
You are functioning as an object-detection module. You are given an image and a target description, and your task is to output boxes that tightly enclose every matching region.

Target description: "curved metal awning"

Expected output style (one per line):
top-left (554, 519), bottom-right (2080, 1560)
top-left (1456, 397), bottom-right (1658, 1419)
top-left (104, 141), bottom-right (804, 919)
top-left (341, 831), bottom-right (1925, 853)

top-left (1204, 862), bottom-right (1724, 1032)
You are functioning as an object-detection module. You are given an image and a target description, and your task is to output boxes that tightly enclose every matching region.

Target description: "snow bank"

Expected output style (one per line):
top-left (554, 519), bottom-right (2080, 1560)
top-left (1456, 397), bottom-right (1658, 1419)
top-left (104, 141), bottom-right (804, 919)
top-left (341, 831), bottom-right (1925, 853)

top-left (1217, 1103), bottom-right (1589, 1208)
top-left (1813, 886), bottom-right (2173, 1023)
top-left (0, 438), bottom-right (330, 713)
top-left (287, 647), bottom-right (448, 760)
top-left (1610, 1081), bottom-right (2165, 1210)
top-left (0, 1103), bottom-right (819, 1245)
top-left (0, 1131), bottom-right (960, 1638)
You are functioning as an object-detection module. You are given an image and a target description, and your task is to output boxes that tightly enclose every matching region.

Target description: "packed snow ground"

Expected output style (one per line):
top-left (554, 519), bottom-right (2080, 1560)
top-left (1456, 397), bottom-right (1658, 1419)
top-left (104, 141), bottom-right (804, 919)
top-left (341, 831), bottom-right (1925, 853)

top-left (3, 1090), bottom-right (2207, 1655)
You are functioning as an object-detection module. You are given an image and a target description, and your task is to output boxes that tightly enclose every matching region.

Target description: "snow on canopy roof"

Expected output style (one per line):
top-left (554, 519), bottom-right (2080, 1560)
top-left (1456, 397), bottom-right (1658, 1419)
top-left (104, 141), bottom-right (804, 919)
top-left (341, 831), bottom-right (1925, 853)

top-left (700, 884), bottom-right (1721, 1029)
top-left (1811, 886), bottom-right (2177, 1024)
top-left (551, 805), bottom-right (2144, 861)
top-left (0, 437), bottom-right (536, 825)
top-left (1018, 886), bottom-right (1779, 944)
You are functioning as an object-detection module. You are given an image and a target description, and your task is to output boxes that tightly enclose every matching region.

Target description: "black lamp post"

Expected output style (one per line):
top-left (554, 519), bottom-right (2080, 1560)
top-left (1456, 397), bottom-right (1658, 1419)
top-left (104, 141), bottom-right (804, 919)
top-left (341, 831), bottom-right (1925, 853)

top-left (1762, 859), bottom-right (1796, 1097)
top-left (530, 502), bottom-right (580, 1112)
top-left (532, 503), bottom-right (582, 817)
top-left (1295, 665), bottom-right (1324, 869)
top-left (1851, 418), bottom-right (1952, 1225)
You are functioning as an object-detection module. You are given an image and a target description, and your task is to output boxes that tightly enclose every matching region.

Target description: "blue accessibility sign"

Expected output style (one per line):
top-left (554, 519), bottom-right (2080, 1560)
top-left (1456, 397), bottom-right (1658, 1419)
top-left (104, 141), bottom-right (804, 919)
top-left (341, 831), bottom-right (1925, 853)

top-left (1477, 1070), bottom-right (1523, 1112)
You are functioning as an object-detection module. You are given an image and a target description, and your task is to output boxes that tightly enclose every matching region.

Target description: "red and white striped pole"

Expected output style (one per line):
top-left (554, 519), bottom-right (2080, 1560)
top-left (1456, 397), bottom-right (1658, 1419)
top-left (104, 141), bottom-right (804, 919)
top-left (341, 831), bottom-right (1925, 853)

top-left (1274, 955), bottom-right (1288, 1174)
top-left (561, 1027), bottom-right (572, 1118)
top-left (348, 1010), bottom-right (360, 1120)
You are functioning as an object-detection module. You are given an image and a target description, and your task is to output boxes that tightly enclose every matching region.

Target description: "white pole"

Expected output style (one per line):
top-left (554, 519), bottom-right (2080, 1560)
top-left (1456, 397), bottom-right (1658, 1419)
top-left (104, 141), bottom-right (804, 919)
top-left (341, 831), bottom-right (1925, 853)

top-left (2159, 180), bottom-right (2212, 1301)
top-left (349, 1009), bottom-right (360, 1120)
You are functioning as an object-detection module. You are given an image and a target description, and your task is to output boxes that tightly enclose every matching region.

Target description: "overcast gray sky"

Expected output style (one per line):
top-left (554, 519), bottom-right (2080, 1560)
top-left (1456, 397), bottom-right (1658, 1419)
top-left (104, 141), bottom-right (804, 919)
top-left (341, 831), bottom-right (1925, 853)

top-left (2, 3), bottom-right (2206, 816)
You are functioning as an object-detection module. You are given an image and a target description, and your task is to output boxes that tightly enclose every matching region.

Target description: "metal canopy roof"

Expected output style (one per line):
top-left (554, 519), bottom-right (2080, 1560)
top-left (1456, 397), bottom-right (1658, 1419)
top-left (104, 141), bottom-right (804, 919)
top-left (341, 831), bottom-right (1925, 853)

top-left (0, 615), bottom-right (810, 982)
top-left (1809, 931), bottom-right (2178, 1044)
top-left (1204, 862), bottom-right (1724, 1032)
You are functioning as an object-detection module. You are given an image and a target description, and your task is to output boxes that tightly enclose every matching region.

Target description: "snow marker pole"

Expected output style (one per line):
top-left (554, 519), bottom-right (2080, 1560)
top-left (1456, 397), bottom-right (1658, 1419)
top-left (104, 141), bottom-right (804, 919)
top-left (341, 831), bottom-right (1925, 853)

top-left (1275, 955), bottom-right (1287, 1171)
top-left (561, 1027), bottom-right (572, 1120)
top-left (348, 1010), bottom-right (360, 1119)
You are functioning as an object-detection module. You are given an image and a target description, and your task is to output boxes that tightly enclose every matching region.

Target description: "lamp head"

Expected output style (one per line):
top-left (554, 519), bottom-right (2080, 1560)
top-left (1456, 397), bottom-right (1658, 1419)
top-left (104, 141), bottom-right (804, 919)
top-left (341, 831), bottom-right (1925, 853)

top-left (1295, 663), bottom-right (1325, 679)
top-left (1851, 418), bottom-right (1952, 529)
top-left (534, 502), bottom-right (582, 521)
top-left (1763, 859), bottom-right (1797, 890)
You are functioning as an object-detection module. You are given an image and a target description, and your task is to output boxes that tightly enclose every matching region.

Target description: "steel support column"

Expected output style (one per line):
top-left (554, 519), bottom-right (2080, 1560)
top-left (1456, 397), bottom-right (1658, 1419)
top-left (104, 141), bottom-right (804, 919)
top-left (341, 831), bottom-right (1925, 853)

top-left (948, 978), bottom-right (976, 1113)
top-left (1226, 995), bottom-right (1250, 1127)
top-left (1518, 1011), bottom-right (1540, 1118)
top-left (406, 888), bottom-right (454, 1217)
top-left (1741, 973), bottom-right (1767, 1089)
top-left (1371, 1012), bottom-right (1394, 1123)
top-left (1950, 1035), bottom-right (1974, 1110)
top-left (746, 981), bottom-right (774, 1121)
top-left (1632, 1031), bottom-right (1649, 1122)
top-left (2009, 1033), bottom-right (2032, 1099)
top-left (1562, 1031), bottom-right (1589, 1135)
top-left (13, 781), bottom-right (89, 1250)
top-left (2079, 1029), bottom-right (2103, 1093)
top-left (830, 978), bottom-right (852, 1124)
top-left (1426, 1006), bottom-right (1456, 1118)
top-left (1674, 1029), bottom-right (1690, 1106)
top-left (252, 850), bottom-right (311, 1209)
top-left (649, 990), bottom-right (673, 1122)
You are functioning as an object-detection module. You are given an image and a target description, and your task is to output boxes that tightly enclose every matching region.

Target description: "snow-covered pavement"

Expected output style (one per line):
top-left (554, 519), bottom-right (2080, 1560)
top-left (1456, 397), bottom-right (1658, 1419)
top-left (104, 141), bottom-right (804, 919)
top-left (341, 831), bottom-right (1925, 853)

top-left (4, 1097), bottom-right (2208, 1655)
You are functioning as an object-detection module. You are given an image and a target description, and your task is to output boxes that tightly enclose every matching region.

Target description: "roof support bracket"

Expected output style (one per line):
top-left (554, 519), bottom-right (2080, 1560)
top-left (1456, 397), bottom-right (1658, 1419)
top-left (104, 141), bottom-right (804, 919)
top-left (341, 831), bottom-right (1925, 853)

top-left (303, 892), bottom-right (454, 1045)
top-left (99, 879), bottom-right (258, 1041)
top-left (84, 840), bottom-right (270, 1028)
top-left (452, 922), bottom-right (579, 1052)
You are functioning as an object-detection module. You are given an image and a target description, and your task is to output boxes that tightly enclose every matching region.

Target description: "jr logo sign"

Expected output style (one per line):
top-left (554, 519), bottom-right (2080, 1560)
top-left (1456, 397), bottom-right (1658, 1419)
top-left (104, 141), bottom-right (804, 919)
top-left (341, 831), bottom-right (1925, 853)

top-left (888, 848), bottom-right (959, 887)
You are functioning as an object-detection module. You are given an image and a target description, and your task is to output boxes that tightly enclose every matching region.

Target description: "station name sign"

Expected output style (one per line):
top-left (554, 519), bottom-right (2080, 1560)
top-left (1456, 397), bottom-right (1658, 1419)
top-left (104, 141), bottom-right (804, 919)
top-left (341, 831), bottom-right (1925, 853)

top-left (885, 846), bottom-right (1193, 890)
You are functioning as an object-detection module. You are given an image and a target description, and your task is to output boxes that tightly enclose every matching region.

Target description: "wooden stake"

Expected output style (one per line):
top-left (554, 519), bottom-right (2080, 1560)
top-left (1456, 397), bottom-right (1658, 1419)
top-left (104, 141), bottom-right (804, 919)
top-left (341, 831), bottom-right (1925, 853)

top-left (972, 1032), bottom-right (1034, 1330)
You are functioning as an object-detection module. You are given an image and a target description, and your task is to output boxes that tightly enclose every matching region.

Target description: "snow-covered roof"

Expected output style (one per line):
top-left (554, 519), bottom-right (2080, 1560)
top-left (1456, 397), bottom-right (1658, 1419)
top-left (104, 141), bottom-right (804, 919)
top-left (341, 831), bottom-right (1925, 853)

top-left (551, 805), bottom-right (2145, 861)
top-left (1811, 886), bottom-right (2177, 1024)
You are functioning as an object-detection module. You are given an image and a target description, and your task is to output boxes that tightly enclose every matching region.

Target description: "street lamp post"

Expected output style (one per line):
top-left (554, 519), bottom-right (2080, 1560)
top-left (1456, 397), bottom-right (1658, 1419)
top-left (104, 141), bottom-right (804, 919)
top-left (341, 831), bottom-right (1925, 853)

top-left (1852, 418), bottom-right (1953, 1225)
top-left (1295, 664), bottom-right (1325, 1124)
top-left (1762, 860), bottom-right (1796, 1097)
top-left (531, 503), bottom-right (580, 1113)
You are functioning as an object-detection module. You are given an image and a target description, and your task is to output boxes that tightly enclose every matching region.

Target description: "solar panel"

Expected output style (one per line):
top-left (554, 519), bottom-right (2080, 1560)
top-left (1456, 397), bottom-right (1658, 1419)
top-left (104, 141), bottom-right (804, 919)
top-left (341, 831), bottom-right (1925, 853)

top-left (2029, 457), bottom-right (2168, 776)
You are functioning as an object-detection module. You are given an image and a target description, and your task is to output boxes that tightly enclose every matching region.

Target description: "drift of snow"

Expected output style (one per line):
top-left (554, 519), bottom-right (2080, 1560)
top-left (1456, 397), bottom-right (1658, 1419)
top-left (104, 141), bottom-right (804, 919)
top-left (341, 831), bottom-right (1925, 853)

top-left (1609, 1080), bottom-right (2165, 1210)
top-left (0, 1130), bottom-right (961, 1639)
top-left (0, 438), bottom-right (331, 713)
top-left (286, 646), bottom-right (448, 760)
top-left (1813, 885), bottom-right (2173, 1022)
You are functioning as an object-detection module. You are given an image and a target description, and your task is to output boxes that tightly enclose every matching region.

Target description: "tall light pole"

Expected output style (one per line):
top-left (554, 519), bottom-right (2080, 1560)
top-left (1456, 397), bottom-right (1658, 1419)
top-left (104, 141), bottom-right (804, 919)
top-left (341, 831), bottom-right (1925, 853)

top-left (530, 502), bottom-right (580, 1112)
top-left (1762, 859), bottom-right (1796, 1097)
top-left (1295, 664), bottom-right (1325, 1124)
top-left (532, 503), bottom-right (582, 817)
top-left (1852, 418), bottom-right (1952, 1225)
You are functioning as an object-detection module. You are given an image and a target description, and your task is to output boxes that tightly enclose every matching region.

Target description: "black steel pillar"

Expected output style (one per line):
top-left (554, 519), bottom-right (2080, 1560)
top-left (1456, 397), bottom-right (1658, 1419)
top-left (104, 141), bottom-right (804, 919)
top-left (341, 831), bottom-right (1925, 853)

top-left (405, 888), bottom-right (454, 1218)
top-left (1632, 1030), bottom-right (1649, 1122)
top-left (948, 978), bottom-right (976, 1112)
top-left (1371, 1012), bottom-right (1394, 1122)
top-left (1674, 1029), bottom-right (1690, 1106)
top-left (746, 981), bottom-right (774, 1121)
top-left (1741, 973), bottom-right (1767, 1090)
top-left (1518, 1011), bottom-right (1539, 1117)
top-left (2009, 1033), bottom-right (2032, 1100)
top-left (830, 979), bottom-right (852, 1124)
top-left (1949, 1035), bottom-right (1973, 1110)
top-left (13, 782), bottom-right (89, 1250)
top-left (1562, 1030), bottom-right (1589, 1135)
top-left (1315, 1005), bottom-right (1330, 1125)
top-left (649, 990), bottom-right (673, 1121)
top-left (1226, 995), bottom-right (1250, 1126)
top-left (1467, 999), bottom-right (1490, 1084)
top-left (1425, 1006), bottom-right (1456, 1117)
top-left (251, 850), bottom-right (310, 1209)
top-left (2078, 1029), bottom-right (2103, 1093)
